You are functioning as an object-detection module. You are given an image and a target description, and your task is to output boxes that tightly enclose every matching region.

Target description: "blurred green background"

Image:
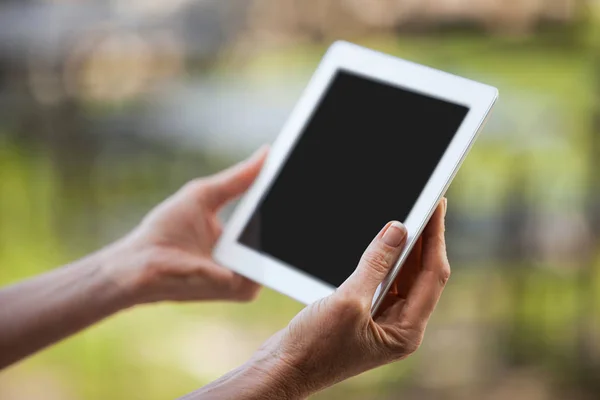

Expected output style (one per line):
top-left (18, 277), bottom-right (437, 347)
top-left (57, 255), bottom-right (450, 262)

top-left (2, 0), bottom-right (600, 399)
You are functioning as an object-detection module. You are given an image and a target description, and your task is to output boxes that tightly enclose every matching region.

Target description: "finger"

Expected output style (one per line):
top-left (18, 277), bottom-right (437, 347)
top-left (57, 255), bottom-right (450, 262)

top-left (373, 292), bottom-right (400, 319)
top-left (204, 259), bottom-right (262, 300)
top-left (394, 236), bottom-right (423, 300)
top-left (339, 221), bottom-right (407, 304)
top-left (401, 199), bottom-right (450, 326)
top-left (203, 145), bottom-right (269, 209)
top-left (374, 237), bottom-right (422, 318)
top-left (230, 274), bottom-right (262, 302)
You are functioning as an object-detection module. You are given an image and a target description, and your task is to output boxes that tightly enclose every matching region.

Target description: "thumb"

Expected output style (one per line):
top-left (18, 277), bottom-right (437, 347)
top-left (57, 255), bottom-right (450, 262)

top-left (204, 145), bottom-right (269, 209)
top-left (339, 221), bottom-right (407, 303)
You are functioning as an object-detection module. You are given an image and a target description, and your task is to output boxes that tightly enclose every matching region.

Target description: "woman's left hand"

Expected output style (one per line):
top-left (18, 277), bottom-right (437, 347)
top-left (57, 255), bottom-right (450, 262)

top-left (103, 146), bottom-right (268, 305)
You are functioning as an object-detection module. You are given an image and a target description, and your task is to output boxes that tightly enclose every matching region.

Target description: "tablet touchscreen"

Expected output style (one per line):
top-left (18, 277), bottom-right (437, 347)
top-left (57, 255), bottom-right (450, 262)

top-left (238, 70), bottom-right (469, 288)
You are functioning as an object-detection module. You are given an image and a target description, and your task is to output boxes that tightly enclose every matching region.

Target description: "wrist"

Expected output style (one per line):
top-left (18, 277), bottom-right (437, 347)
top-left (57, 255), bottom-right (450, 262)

top-left (183, 342), bottom-right (313, 400)
top-left (90, 241), bottom-right (141, 311)
top-left (244, 348), bottom-right (312, 400)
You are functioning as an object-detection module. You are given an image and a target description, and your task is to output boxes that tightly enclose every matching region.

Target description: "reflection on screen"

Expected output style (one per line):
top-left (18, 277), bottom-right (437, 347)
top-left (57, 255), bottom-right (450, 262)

top-left (239, 70), bottom-right (469, 288)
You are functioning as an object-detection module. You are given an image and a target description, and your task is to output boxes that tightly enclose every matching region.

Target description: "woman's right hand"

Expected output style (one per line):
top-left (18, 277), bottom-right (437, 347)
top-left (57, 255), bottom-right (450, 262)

top-left (184, 200), bottom-right (450, 400)
top-left (261, 199), bottom-right (451, 396)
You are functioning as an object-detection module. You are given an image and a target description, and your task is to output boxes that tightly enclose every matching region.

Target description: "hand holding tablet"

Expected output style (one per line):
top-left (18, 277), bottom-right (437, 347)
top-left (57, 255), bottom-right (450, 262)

top-left (192, 201), bottom-right (451, 398)
top-left (214, 41), bottom-right (497, 314)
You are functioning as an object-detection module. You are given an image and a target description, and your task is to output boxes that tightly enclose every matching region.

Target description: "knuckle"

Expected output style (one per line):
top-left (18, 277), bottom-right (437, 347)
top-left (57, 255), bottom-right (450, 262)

top-left (439, 260), bottom-right (451, 286)
top-left (237, 286), bottom-right (260, 302)
top-left (182, 178), bottom-right (207, 196)
top-left (333, 294), bottom-right (366, 318)
top-left (388, 327), bottom-right (423, 359)
top-left (231, 277), bottom-right (261, 302)
top-left (363, 250), bottom-right (390, 276)
top-left (236, 292), bottom-right (256, 303)
top-left (402, 334), bottom-right (423, 356)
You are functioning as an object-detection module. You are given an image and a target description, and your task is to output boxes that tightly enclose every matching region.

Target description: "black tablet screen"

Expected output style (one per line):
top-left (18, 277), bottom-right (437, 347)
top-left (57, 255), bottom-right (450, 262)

top-left (238, 70), bottom-right (469, 288)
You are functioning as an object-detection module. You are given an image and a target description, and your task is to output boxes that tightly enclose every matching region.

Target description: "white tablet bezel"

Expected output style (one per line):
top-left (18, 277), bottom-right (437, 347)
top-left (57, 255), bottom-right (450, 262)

top-left (213, 40), bottom-right (498, 312)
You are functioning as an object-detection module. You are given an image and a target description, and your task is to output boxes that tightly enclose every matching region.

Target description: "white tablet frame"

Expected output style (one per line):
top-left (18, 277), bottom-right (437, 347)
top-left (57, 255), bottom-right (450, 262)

top-left (213, 40), bottom-right (498, 314)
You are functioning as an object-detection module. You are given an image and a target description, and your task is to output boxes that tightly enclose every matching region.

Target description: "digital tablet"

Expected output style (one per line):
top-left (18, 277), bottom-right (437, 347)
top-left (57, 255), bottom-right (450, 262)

top-left (213, 41), bottom-right (498, 314)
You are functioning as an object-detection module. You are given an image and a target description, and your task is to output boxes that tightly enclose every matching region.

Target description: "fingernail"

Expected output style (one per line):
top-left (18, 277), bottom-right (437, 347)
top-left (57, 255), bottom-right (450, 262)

top-left (382, 222), bottom-right (406, 247)
top-left (443, 198), bottom-right (448, 216)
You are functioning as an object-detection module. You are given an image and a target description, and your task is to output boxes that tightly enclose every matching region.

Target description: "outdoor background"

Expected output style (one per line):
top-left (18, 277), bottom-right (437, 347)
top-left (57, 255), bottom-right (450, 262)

top-left (1, 0), bottom-right (600, 399)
